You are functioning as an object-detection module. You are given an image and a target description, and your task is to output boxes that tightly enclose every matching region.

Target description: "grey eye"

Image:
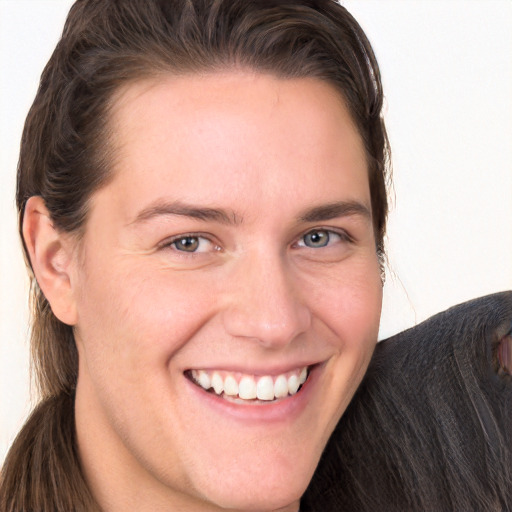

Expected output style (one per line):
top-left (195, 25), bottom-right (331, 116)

top-left (303, 230), bottom-right (330, 248)
top-left (173, 236), bottom-right (200, 252)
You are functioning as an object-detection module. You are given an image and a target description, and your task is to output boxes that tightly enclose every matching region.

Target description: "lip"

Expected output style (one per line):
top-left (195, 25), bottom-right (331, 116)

top-left (183, 362), bottom-right (324, 424)
top-left (184, 360), bottom-right (322, 377)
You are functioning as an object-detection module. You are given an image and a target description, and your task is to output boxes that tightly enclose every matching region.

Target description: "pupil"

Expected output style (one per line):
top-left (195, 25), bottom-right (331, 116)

top-left (176, 237), bottom-right (199, 252)
top-left (306, 231), bottom-right (329, 247)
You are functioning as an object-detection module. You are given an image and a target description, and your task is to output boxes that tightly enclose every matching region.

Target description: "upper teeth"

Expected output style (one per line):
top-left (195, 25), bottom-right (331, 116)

top-left (190, 367), bottom-right (308, 401)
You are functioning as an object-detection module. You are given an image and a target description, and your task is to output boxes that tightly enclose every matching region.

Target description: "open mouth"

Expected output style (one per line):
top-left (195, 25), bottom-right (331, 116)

top-left (185, 366), bottom-right (310, 404)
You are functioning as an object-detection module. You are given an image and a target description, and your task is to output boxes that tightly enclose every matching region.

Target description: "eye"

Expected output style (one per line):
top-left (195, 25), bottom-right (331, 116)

top-left (302, 230), bottom-right (330, 248)
top-left (297, 229), bottom-right (346, 249)
top-left (164, 235), bottom-right (219, 253)
top-left (173, 236), bottom-right (200, 252)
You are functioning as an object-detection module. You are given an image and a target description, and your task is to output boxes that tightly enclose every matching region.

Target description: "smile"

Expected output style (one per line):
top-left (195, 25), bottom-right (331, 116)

top-left (187, 367), bottom-right (309, 403)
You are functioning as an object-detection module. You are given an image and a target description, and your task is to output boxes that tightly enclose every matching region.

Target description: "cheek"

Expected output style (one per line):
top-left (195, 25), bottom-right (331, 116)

top-left (307, 256), bottom-right (382, 416)
top-left (307, 254), bottom-right (383, 342)
top-left (73, 258), bottom-right (217, 380)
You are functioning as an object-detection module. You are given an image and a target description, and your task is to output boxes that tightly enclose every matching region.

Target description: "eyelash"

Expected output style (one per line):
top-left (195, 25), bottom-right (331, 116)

top-left (160, 228), bottom-right (353, 254)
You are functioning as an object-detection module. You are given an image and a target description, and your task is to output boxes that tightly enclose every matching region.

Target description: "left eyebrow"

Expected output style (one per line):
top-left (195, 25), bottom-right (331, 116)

top-left (298, 201), bottom-right (371, 223)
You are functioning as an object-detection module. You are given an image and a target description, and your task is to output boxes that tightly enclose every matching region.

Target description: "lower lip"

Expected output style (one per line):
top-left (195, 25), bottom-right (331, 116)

top-left (184, 364), bottom-right (323, 424)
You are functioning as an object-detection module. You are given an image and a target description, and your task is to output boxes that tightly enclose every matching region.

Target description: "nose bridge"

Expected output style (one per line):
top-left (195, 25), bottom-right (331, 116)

top-left (222, 249), bottom-right (311, 347)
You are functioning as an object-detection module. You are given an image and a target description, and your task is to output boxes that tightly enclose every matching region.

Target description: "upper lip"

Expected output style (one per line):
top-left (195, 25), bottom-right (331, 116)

top-left (184, 360), bottom-right (324, 376)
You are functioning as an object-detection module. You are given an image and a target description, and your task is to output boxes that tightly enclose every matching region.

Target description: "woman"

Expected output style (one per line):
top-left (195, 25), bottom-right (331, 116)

top-left (1, 1), bottom-right (389, 510)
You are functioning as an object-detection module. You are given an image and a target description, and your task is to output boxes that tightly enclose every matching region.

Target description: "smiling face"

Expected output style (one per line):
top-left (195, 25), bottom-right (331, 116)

top-left (70, 72), bottom-right (383, 511)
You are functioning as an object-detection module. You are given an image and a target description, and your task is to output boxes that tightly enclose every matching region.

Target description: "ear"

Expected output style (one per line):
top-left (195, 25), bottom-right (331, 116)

top-left (23, 196), bottom-right (78, 326)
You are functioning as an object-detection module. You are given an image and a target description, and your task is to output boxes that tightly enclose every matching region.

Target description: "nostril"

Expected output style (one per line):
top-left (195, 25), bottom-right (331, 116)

top-left (497, 328), bottom-right (512, 376)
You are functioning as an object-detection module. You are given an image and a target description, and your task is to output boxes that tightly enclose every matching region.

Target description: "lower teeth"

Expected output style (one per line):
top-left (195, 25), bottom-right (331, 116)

top-left (206, 384), bottom-right (304, 403)
top-left (218, 391), bottom-right (297, 404)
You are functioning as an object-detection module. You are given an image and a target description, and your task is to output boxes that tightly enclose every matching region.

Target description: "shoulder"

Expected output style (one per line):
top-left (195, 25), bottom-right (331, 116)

top-left (304, 291), bottom-right (512, 511)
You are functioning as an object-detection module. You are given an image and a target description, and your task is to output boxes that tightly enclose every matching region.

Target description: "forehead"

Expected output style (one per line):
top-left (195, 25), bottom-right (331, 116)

top-left (113, 70), bottom-right (353, 123)
top-left (110, 70), bottom-right (364, 158)
top-left (101, 71), bottom-right (370, 223)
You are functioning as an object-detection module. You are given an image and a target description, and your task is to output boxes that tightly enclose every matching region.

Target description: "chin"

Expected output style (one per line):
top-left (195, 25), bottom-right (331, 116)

top-left (184, 453), bottom-right (314, 512)
top-left (203, 482), bottom-right (303, 512)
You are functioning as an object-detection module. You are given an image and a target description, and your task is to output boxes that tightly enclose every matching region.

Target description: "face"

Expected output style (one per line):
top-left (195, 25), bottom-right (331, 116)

top-left (71, 72), bottom-right (382, 512)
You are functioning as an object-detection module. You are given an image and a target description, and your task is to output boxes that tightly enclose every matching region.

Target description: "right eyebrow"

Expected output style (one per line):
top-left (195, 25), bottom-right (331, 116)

top-left (128, 199), bottom-right (241, 226)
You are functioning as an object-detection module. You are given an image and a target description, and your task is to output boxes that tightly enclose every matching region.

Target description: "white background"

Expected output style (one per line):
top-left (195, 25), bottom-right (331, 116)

top-left (1, 0), bottom-right (511, 465)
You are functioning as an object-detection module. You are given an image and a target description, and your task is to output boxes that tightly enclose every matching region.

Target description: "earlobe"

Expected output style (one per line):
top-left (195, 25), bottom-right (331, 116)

top-left (23, 196), bottom-right (78, 326)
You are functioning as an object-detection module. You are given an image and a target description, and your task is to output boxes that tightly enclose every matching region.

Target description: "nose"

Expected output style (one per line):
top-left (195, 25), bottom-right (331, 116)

top-left (222, 252), bottom-right (311, 349)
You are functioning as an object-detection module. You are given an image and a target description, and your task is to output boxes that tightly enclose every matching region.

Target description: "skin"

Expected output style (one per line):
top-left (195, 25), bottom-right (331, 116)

top-left (24, 72), bottom-right (382, 511)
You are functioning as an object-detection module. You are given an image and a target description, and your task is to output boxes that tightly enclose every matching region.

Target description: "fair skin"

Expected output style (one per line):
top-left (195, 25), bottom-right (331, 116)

top-left (24, 72), bottom-right (382, 511)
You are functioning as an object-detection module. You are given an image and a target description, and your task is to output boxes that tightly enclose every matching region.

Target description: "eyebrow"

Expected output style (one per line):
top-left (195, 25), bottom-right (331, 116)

top-left (130, 199), bottom-right (371, 226)
top-left (298, 201), bottom-right (371, 223)
top-left (130, 200), bottom-right (239, 225)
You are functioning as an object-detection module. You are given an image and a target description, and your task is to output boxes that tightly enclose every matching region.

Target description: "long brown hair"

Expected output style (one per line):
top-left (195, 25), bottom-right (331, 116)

top-left (1, 1), bottom-right (390, 510)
